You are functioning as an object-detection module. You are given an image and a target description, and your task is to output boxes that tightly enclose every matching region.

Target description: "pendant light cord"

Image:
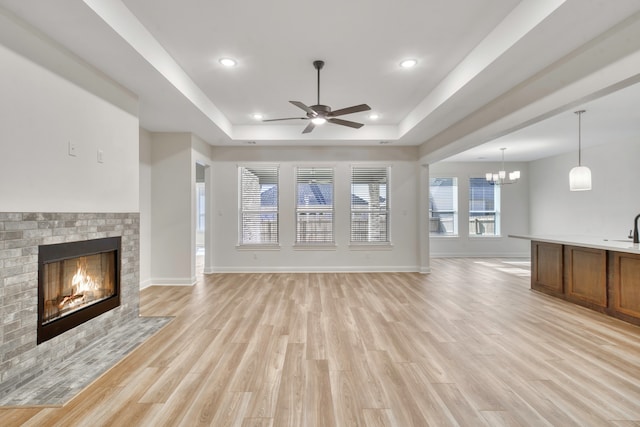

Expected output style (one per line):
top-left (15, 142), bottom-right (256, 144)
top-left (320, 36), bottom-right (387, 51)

top-left (575, 110), bottom-right (585, 166)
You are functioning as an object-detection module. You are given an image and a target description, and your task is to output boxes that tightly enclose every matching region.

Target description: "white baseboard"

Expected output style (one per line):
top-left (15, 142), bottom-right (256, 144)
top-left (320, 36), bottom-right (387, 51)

top-left (147, 277), bottom-right (196, 286)
top-left (208, 265), bottom-right (420, 273)
top-left (430, 252), bottom-right (530, 258)
top-left (139, 278), bottom-right (153, 290)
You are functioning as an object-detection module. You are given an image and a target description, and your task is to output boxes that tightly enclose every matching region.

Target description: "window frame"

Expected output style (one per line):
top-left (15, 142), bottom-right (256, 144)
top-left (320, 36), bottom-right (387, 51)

top-left (350, 165), bottom-right (391, 245)
top-left (429, 176), bottom-right (459, 237)
top-left (468, 177), bottom-right (501, 237)
top-left (238, 164), bottom-right (280, 247)
top-left (294, 166), bottom-right (336, 246)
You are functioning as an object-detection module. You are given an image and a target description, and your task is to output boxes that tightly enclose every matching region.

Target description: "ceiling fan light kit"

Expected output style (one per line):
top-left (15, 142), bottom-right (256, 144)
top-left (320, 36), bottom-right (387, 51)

top-left (263, 60), bottom-right (371, 134)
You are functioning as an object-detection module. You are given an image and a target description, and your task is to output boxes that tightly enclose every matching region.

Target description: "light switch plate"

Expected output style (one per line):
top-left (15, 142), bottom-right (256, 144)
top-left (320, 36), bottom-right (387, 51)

top-left (68, 141), bottom-right (77, 157)
top-left (97, 149), bottom-right (104, 163)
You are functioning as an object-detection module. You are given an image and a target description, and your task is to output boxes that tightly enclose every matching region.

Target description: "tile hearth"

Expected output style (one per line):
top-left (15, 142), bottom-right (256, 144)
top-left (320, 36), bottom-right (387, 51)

top-left (0, 316), bottom-right (171, 407)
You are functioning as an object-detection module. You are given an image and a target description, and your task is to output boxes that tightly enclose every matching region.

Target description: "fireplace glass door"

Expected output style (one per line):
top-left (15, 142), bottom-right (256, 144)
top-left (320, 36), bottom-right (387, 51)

top-left (38, 237), bottom-right (120, 344)
top-left (42, 253), bottom-right (116, 324)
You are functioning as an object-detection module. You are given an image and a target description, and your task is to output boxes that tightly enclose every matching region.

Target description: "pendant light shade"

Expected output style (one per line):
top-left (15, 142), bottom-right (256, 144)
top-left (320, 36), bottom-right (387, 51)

top-left (569, 110), bottom-right (592, 192)
top-left (569, 166), bottom-right (592, 191)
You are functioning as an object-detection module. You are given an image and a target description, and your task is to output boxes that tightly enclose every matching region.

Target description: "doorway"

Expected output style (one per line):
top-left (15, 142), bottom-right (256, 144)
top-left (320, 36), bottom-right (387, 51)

top-left (195, 163), bottom-right (206, 276)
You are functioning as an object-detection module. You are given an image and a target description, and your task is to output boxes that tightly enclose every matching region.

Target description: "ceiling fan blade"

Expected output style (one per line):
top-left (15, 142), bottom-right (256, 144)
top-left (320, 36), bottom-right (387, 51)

top-left (262, 117), bottom-right (307, 122)
top-left (329, 104), bottom-right (371, 117)
top-left (290, 101), bottom-right (316, 116)
top-left (302, 122), bottom-right (315, 134)
top-left (327, 118), bottom-right (364, 129)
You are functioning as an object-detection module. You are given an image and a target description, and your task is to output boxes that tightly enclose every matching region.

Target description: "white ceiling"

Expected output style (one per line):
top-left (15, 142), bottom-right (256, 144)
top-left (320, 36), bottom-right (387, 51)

top-left (1, 0), bottom-right (640, 160)
top-left (444, 80), bottom-right (640, 162)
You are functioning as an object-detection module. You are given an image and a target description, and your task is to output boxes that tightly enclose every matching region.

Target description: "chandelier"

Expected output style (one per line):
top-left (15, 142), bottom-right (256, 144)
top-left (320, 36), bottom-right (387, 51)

top-left (485, 148), bottom-right (520, 185)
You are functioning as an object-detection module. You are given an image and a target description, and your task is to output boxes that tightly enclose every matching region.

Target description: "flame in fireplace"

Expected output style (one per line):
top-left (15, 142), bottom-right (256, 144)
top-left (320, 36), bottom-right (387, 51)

top-left (58, 260), bottom-right (99, 309)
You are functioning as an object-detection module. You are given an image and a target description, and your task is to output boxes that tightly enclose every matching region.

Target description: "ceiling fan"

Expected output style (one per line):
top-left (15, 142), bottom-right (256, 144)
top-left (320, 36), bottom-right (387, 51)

top-left (263, 60), bottom-right (371, 134)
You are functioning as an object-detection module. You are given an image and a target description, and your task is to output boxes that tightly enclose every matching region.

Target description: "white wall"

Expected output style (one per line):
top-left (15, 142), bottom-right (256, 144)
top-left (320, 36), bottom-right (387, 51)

top-left (429, 161), bottom-right (530, 257)
top-left (139, 128), bottom-right (152, 288)
top-left (0, 15), bottom-right (139, 213)
top-left (145, 132), bottom-right (213, 285)
top-left (210, 146), bottom-right (421, 272)
top-left (149, 133), bottom-right (193, 285)
top-left (530, 139), bottom-right (640, 237)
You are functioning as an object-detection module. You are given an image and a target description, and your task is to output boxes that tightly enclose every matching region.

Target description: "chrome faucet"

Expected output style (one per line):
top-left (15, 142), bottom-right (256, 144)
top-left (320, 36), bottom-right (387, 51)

top-left (634, 213), bottom-right (640, 244)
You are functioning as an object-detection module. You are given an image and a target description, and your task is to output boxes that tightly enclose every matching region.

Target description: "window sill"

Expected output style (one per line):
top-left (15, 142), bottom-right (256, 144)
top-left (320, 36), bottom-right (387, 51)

top-left (468, 235), bottom-right (503, 239)
top-left (236, 244), bottom-right (281, 251)
top-left (349, 243), bottom-right (393, 251)
top-left (430, 235), bottom-right (459, 239)
top-left (293, 243), bottom-right (337, 251)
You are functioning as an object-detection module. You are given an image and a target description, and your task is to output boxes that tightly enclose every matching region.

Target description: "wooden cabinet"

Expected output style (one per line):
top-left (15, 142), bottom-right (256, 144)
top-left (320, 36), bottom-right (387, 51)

top-left (531, 241), bottom-right (563, 296)
top-left (611, 252), bottom-right (640, 321)
top-left (530, 240), bottom-right (640, 326)
top-left (564, 246), bottom-right (607, 309)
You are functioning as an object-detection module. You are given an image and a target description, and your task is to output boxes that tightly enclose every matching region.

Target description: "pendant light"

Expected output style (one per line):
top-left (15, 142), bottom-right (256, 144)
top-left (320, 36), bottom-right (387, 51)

top-left (485, 148), bottom-right (520, 185)
top-left (569, 110), bottom-right (592, 191)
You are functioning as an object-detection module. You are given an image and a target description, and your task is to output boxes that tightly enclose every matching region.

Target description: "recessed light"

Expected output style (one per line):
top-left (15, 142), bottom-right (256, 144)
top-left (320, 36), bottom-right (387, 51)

top-left (252, 113), bottom-right (263, 120)
top-left (311, 117), bottom-right (327, 125)
top-left (400, 59), bottom-right (417, 68)
top-left (219, 57), bottom-right (237, 67)
top-left (369, 113), bottom-right (380, 120)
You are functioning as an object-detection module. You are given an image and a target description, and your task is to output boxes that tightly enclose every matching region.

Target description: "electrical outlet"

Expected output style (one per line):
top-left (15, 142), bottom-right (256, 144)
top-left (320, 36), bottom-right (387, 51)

top-left (97, 149), bottom-right (104, 163)
top-left (68, 141), bottom-right (77, 157)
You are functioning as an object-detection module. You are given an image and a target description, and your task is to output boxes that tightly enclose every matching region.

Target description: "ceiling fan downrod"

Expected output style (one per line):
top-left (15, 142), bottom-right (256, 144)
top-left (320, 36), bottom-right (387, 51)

top-left (313, 60), bottom-right (324, 106)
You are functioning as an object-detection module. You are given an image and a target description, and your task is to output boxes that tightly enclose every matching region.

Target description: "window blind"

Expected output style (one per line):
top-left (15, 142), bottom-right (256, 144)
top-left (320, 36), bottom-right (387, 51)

top-left (295, 167), bottom-right (334, 244)
top-left (429, 177), bottom-right (458, 235)
top-left (351, 166), bottom-right (389, 243)
top-left (239, 166), bottom-right (279, 244)
top-left (469, 177), bottom-right (500, 236)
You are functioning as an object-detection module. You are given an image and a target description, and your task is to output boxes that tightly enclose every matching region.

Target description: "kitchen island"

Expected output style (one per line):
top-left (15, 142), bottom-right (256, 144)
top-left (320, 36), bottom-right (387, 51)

top-left (510, 234), bottom-right (640, 326)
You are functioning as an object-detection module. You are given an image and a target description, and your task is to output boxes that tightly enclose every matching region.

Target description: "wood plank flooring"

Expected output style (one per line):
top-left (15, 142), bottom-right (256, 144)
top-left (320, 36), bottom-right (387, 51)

top-left (3, 258), bottom-right (640, 426)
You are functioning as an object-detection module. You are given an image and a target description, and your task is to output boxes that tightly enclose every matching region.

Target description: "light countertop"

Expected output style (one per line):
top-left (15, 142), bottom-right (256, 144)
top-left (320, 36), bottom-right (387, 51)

top-left (509, 234), bottom-right (640, 255)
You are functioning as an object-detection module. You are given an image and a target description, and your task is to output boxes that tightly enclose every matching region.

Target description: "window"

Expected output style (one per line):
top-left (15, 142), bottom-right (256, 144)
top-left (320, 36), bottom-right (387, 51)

top-left (239, 166), bottom-right (279, 245)
top-left (469, 178), bottom-right (500, 236)
top-left (351, 166), bottom-right (389, 243)
top-left (296, 167), bottom-right (334, 244)
top-left (429, 177), bottom-right (458, 236)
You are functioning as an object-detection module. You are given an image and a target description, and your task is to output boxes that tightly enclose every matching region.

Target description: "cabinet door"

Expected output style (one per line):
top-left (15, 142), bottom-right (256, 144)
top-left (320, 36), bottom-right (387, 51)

top-left (531, 241), bottom-right (563, 296)
top-left (564, 246), bottom-right (607, 308)
top-left (612, 252), bottom-right (640, 318)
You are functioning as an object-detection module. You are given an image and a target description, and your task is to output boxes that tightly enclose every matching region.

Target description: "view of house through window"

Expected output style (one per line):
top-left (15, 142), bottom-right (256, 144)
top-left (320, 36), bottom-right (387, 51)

top-left (351, 166), bottom-right (389, 243)
top-left (239, 166), bottom-right (279, 245)
top-left (469, 177), bottom-right (500, 236)
top-left (296, 167), bottom-right (334, 244)
top-left (429, 177), bottom-right (458, 236)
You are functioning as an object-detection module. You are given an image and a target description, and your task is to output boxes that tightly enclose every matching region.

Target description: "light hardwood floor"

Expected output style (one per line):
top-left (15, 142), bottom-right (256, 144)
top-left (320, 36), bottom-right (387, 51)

top-left (2, 258), bottom-right (640, 426)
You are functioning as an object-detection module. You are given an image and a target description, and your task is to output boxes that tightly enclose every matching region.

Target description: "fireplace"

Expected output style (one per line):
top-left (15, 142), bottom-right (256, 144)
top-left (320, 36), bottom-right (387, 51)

top-left (38, 237), bottom-right (121, 344)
